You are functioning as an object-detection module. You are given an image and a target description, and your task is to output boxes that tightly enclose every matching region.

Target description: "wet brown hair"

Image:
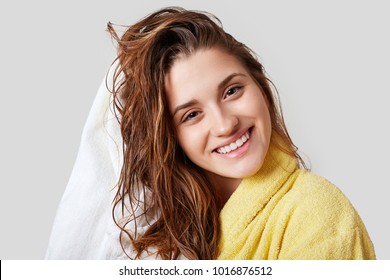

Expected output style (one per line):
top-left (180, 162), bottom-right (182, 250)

top-left (107, 7), bottom-right (306, 260)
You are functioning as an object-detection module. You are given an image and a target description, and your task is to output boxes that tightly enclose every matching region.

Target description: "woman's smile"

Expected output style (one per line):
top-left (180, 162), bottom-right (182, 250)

top-left (213, 127), bottom-right (252, 158)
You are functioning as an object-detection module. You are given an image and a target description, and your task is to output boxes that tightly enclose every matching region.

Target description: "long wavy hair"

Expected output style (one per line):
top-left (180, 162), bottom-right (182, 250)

top-left (107, 7), bottom-right (306, 260)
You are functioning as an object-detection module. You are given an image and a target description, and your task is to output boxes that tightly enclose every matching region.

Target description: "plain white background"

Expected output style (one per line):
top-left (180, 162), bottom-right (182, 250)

top-left (0, 0), bottom-right (388, 259)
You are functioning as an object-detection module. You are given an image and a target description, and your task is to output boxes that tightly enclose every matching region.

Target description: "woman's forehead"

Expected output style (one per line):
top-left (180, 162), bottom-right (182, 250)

top-left (165, 48), bottom-right (248, 93)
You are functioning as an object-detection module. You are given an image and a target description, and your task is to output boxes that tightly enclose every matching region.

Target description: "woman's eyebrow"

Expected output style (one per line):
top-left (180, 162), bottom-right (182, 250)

top-left (173, 99), bottom-right (198, 117)
top-left (217, 73), bottom-right (246, 92)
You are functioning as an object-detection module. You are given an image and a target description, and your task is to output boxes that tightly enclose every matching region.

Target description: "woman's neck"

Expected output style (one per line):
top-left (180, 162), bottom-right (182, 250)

top-left (206, 173), bottom-right (242, 206)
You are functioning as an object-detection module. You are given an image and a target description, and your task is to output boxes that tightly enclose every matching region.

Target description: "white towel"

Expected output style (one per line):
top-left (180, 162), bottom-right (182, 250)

top-left (45, 72), bottom-right (159, 259)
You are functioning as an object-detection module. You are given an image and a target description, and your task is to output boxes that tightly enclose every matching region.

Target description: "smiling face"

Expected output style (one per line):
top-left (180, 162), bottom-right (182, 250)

top-left (165, 48), bottom-right (272, 191)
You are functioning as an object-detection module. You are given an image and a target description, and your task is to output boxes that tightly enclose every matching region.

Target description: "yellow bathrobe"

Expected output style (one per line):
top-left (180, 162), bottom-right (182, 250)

top-left (218, 140), bottom-right (376, 260)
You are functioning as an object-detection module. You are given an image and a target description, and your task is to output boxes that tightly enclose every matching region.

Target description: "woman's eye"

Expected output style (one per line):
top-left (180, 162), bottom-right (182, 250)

top-left (183, 111), bottom-right (200, 122)
top-left (225, 86), bottom-right (242, 98)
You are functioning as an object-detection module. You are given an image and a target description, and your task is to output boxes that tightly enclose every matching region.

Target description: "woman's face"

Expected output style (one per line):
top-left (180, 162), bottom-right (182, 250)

top-left (165, 48), bottom-right (272, 187)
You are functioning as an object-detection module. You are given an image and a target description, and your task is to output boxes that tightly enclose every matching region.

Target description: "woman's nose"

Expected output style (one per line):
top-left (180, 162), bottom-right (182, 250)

top-left (209, 107), bottom-right (239, 137)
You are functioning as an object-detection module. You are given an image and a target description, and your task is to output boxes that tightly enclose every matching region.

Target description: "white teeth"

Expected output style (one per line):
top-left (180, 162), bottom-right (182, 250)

top-left (216, 131), bottom-right (250, 154)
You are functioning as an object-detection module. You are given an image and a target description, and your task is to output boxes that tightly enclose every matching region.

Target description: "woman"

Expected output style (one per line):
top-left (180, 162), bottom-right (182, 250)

top-left (46, 7), bottom-right (375, 260)
top-left (105, 7), bottom-right (375, 260)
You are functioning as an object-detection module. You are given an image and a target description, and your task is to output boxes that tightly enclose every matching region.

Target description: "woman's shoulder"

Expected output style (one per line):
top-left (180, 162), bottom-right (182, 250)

top-left (275, 169), bottom-right (376, 259)
top-left (281, 168), bottom-right (372, 240)
top-left (280, 169), bottom-right (366, 230)
top-left (290, 169), bottom-right (354, 209)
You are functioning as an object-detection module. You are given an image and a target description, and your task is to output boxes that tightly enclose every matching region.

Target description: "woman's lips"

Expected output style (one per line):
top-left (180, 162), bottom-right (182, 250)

top-left (213, 127), bottom-right (253, 156)
top-left (216, 131), bottom-right (250, 154)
